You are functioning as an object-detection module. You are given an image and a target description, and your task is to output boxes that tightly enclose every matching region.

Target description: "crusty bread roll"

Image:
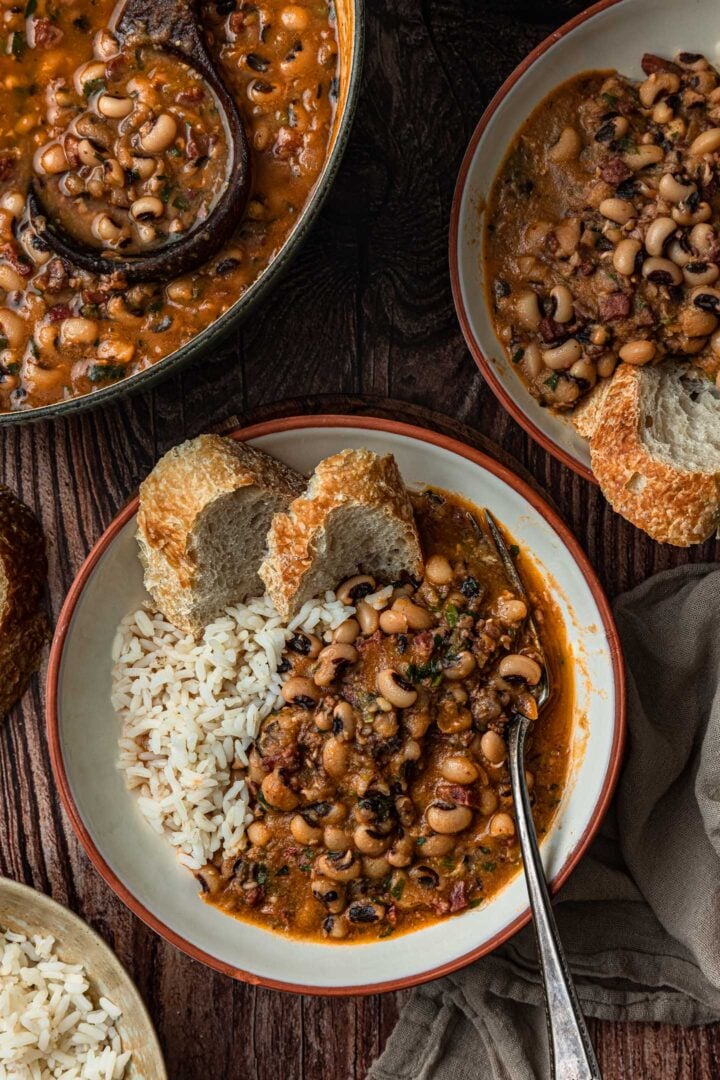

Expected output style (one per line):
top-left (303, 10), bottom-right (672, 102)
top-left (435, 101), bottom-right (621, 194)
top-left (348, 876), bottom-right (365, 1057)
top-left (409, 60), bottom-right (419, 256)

top-left (137, 435), bottom-right (305, 634)
top-left (0, 486), bottom-right (49, 718)
top-left (589, 362), bottom-right (720, 546)
top-left (260, 448), bottom-right (424, 620)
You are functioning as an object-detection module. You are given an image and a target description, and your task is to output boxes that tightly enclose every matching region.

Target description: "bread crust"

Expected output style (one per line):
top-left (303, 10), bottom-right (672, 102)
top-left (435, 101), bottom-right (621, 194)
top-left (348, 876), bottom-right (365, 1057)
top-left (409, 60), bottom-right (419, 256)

top-left (260, 449), bottom-right (423, 619)
top-left (0, 486), bottom-right (49, 717)
top-left (137, 435), bottom-right (305, 631)
top-left (589, 364), bottom-right (720, 546)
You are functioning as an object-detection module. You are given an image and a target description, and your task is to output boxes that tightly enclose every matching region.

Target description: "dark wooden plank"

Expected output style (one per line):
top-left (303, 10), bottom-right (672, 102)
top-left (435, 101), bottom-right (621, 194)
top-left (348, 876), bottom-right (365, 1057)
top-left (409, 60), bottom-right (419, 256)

top-left (1, 0), bottom-right (719, 1077)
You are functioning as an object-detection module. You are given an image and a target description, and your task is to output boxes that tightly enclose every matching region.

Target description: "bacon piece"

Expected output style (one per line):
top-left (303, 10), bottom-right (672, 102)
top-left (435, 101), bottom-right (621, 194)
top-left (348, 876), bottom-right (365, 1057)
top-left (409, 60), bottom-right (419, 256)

top-left (186, 128), bottom-right (209, 161)
top-left (599, 291), bottom-right (631, 321)
top-left (47, 303), bottom-right (72, 322)
top-left (437, 784), bottom-right (480, 809)
top-left (178, 85), bottom-right (205, 106)
top-left (274, 126), bottom-right (303, 160)
top-left (33, 18), bottom-right (63, 48)
top-left (537, 316), bottom-right (565, 344)
top-left (411, 630), bottom-right (434, 662)
top-left (104, 54), bottom-right (128, 82)
top-left (641, 53), bottom-right (681, 76)
top-left (600, 157), bottom-right (632, 186)
top-left (448, 881), bottom-right (469, 914)
top-left (0, 243), bottom-right (32, 278)
top-left (0, 152), bottom-right (16, 182)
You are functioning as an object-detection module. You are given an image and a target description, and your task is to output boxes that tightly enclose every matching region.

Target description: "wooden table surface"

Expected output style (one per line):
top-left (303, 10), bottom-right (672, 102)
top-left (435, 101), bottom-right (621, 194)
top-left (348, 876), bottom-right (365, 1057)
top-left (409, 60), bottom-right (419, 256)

top-left (2, 1), bottom-right (719, 1076)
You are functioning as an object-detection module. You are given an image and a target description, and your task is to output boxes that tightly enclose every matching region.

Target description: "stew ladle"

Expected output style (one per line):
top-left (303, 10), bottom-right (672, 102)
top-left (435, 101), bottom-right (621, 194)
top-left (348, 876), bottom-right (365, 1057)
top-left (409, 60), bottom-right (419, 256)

top-left (484, 511), bottom-right (602, 1080)
top-left (27, 0), bottom-right (250, 282)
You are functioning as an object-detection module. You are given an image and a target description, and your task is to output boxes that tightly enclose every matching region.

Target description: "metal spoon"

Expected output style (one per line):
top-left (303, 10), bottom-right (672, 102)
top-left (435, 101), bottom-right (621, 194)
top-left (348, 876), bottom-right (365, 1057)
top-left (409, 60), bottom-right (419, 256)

top-left (484, 511), bottom-right (602, 1080)
top-left (28, 0), bottom-right (250, 282)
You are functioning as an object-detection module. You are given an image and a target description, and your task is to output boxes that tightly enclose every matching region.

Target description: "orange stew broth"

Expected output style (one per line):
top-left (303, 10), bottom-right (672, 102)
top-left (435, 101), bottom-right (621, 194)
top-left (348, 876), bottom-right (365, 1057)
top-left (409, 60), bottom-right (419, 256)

top-left (0, 0), bottom-right (338, 411)
top-left (199, 490), bottom-right (574, 942)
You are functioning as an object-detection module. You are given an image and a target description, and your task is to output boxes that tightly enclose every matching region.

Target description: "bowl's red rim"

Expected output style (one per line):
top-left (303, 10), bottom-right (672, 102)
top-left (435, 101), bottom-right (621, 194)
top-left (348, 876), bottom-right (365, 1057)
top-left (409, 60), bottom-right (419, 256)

top-left (449, 0), bottom-right (627, 487)
top-left (46, 414), bottom-right (626, 996)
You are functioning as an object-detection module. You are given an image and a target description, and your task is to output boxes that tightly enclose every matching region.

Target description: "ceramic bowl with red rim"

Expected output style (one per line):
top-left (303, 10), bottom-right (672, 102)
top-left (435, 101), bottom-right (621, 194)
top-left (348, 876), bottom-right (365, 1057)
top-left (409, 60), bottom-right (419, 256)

top-left (47, 416), bottom-right (624, 994)
top-left (450, 0), bottom-right (720, 482)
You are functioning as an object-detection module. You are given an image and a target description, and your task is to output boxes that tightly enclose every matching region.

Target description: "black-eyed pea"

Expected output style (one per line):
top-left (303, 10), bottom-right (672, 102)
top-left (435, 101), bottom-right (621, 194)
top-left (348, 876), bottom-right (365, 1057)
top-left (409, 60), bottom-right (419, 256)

top-left (690, 127), bottom-right (720, 156)
top-left (333, 618), bottom-right (360, 644)
top-left (353, 825), bottom-right (390, 856)
top-left (489, 811), bottom-right (516, 839)
top-left (569, 358), bottom-right (597, 388)
top-left (515, 289), bottom-right (541, 331)
top-left (638, 70), bottom-right (680, 107)
top-left (624, 144), bottom-right (663, 171)
top-left (440, 755), bottom-right (479, 784)
top-left (337, 574), bottom-right (375, 605)
top-left (290, 814), bottom-right (323, 845)
top-left (597, 352), bottom-right (618, 379)
top-left (418, 833), bottom-right (454, 857)
top-left (426, 802), bottom-right (472, 835)
top-left (425, 553), bottom-right (453, 585)
top-left (680, 306), bottom-right (718, 338)
top-left (642, 257), bottom-right (683, 286)
top-left (140, 112), bottom-right (178, 153)
top-left (323, 826), bottom-right (350, 851)
top-left (498, 653), bottom-right (543, 684)
top-left (379, 608), bottom-right (408, 634)
top-left (281, 676), bottom-right (320, 708)
top-left (523, 341), bottom-right (543, 378)
top-left (392, 597), bottom-right (435, 630)
top-left (618, 339), bottom-right (657, 366)
top-left (542, 339), bottom-right (582, 370)
top-left (261, 770), bottom-right (299, 811)
top-left (311, 877), bottom-right (346, 913)
top-left (376, 668), bottom-right (417, 708)
top-left (323, 737), bottom-right (349, 779)
top-left (599, 197), bottom-right (635, 225)
top-left (480, 730), bottom-right (507, 765)
top-left (442, 651), bottom-right (476, 681)
top-left (247, 820), bottom-right (272, 847)
top-left (612, 238), bottom-right (642, 276)
top-left (548, 125), bottom-right (582, 163)
top-left (0, 309), bottom-right (26, 349)
top-left (549, 284), bottom-right (574, 323)
top-left (479, 787), bottom-right (499, 816)
top-left (643, 216), bottom-right (676, 257)
top-left (355, 600), bottom-right (379, 634)
top-left (683, 261), bottom-right (720, 287)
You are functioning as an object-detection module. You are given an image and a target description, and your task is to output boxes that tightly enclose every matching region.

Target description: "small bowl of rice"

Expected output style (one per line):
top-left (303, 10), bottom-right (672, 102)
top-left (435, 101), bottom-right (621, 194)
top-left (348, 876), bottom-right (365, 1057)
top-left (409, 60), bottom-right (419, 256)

top-left (0, 877), bottom-right (165, 1079)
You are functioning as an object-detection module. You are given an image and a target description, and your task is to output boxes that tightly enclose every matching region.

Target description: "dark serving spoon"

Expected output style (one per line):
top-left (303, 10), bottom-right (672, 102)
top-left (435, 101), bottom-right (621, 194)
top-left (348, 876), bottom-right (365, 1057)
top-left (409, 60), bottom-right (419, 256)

top-left (484, 511), bottom-right (602, 1080)
top-left (27, 0), bottom-right (250, 282)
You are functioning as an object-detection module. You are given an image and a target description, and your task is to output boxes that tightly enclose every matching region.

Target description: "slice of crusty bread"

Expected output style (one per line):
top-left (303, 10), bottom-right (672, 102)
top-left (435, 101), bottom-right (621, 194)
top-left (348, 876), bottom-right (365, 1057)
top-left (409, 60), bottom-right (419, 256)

top-left (259, 448), bottom-right (424, 620)
top-left (0, 486), bottom-right (49, 718)
top-left (137, 435), bottom-right (306, 634)
top-left (570, 378), bottom-right (614, 441)
top-left (589, 362), bottom-right (720, 546)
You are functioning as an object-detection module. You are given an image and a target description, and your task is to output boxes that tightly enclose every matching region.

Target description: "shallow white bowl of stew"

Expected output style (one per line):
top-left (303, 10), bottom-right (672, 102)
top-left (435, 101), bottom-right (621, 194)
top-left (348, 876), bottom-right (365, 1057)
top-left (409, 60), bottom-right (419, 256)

top-left (450, 0), bottom-right (720, 483)
top-left (47, 416), bottom-right (624, 994)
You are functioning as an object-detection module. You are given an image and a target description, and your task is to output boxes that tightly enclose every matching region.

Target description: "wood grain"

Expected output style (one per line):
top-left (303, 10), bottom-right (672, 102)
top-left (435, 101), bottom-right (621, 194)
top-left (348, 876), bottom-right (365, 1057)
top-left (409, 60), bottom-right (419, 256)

top-left (1, 1), bottom-right (719, 1077)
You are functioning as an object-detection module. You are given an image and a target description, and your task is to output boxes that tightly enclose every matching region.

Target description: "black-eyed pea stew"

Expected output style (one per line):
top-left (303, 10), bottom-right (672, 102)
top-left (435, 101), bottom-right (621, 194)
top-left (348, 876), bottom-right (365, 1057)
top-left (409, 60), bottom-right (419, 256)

top-left (0, 0), bottom-right (338, 412)
top-left (485, 52), bottom-right (720, 411)
top-left (198, 489), bottom-right (573, 942)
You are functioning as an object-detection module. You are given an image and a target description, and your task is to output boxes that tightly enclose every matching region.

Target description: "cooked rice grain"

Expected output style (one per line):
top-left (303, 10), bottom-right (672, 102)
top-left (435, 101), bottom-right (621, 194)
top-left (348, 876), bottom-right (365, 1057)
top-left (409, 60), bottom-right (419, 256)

top-left (0, 928), bottom-right (130, 1079)
top-left (113, 592), bottom-right (351, 870)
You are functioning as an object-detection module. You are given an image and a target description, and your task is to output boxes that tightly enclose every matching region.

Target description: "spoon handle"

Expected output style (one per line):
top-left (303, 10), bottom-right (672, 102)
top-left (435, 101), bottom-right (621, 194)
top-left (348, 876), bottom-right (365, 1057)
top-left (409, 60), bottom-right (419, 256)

top-left (508, 714), bottom-right (602, 1080)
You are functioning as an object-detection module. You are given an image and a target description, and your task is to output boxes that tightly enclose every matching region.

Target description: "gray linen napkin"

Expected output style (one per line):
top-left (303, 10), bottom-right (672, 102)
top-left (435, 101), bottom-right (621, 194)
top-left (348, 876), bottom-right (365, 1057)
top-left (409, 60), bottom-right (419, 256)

top-left (369, 565), bottom-right (720, 1080)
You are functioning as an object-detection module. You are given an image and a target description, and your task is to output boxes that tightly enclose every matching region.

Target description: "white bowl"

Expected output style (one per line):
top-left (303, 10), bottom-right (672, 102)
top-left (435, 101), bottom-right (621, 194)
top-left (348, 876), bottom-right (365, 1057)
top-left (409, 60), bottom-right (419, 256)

top-left (0, 877), bottom-right (165, 1078)
top-left (450, 0), bottom-right (720, 482)
top-left (47, 417), bottom-right (625, 994)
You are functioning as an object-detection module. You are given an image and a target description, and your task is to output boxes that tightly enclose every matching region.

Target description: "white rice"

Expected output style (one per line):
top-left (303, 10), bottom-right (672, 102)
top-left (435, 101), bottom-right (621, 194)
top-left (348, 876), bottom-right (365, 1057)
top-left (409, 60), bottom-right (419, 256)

top-left (0, 928), bottom-right (130, 1079)
top-left (112, 592), bottom-right (352, 870)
